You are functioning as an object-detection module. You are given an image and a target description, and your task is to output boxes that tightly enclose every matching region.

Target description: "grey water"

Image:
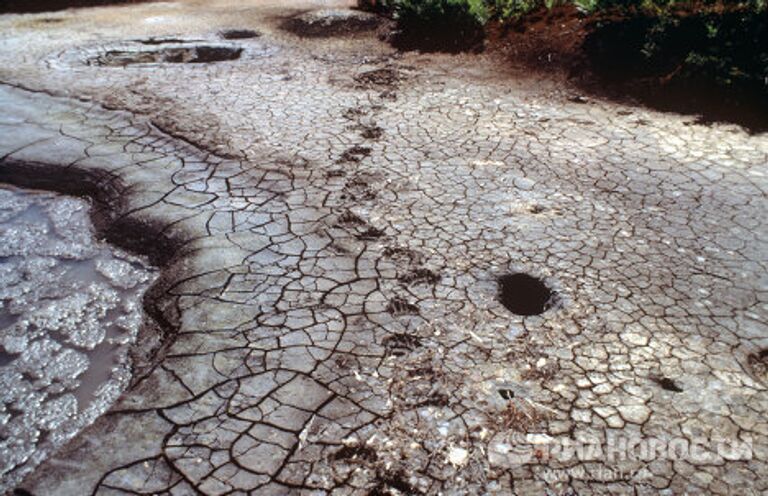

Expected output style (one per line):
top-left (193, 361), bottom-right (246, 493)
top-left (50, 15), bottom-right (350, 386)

top-left (0, 185), bottom-right (157, 491)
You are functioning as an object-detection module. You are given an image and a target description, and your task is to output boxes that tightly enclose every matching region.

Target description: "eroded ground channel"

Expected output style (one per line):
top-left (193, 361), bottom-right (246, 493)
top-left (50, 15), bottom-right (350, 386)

top-left (0, 1), bottom-right (766, 495)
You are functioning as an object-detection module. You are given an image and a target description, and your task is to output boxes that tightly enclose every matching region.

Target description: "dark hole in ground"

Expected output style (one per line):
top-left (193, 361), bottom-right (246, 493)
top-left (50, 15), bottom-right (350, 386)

top-left (90, 45), bottom-right (242, 66)
top-left (280, 10), bottom-right (381, 38)
top-left (498, 273), bottom-right (554, 316)
top-left (386, 298), bottom-right (419, 316)
top-left (498, 388), bottom-right (515, 400)
top-left (220, 29), bottom-right (260, 40)
top-left (651, 376), bottom-right (683, 393)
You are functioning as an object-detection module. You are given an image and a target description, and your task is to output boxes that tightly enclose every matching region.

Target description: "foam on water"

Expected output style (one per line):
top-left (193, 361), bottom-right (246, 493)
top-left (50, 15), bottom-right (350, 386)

top-left (0, 185), bottom-right (157, 490)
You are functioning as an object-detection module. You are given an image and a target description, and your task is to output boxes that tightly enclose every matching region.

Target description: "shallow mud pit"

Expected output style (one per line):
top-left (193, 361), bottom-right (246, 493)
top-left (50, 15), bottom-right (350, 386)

top-left (281, 9), bottom-right (382, 38)
top-left (0, 186), bottom-right (156, 491)
top-left (90, 44), bottom-right (242, 66)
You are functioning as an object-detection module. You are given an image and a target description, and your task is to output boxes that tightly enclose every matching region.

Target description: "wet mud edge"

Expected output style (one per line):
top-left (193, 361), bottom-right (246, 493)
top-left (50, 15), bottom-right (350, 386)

top-left (0, 159), bottom-right (183, 386)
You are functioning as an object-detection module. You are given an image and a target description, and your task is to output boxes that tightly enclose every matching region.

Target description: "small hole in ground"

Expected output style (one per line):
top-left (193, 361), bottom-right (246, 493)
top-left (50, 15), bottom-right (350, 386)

top-left (498, 388), bottom-right (515, 400)
top-left (498, 273), bottom-right (554, 316)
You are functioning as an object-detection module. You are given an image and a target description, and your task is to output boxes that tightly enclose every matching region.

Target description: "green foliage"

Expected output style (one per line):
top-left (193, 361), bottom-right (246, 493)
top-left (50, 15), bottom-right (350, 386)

top-left (390, 0), bottom-right (490, 50)
top-left (370, 0), bottom-right (767, 103)
top-left (490, 0), bottom-right (542, 18)
top-left (641, 10), bottom-right (768, 90)
top-left (394, 0), bottom-right (490, 24)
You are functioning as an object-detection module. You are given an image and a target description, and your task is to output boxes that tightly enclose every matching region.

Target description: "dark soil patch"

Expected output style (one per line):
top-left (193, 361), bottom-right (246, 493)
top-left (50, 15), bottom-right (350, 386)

top-left (337, 210), bottom-right (366, 226)
top-left (90, 45), bottom-right (242, 66)
top-left (386, 6), bottom-right (485, 53)
top-left (383, 246), bottom-right (421, 264)
top-left (339, 145), bottom-right (372, 162)
top-left (413, 391), bottom-right (450, 407)
top-left (343, 172), bottom-right (382, 201)
top-left (650, 376), bottom-right (683, 392)
top-left (1, 0), bottom-right (148, 13)
top-left (383, 332), bottom-right (422, 355)
top-left (356, 226), bottom-right (386, 240)
top-left (354, 68), bottom-right (401, 89)
top-left (398, 268), bottom-right (441, 286)
top-left (134, 37), bottom-right (192, 45)
top-left (487, 6), bottom-right (587, 77)
top-left (386, 297), bottom-right (420, 316)
top-left (748, 349), bottom-right (768, 384)
top-left (359, 125), bottom-right (384, 140)
top-left (220, 29), bottom-right (261, 40)
top-left (332, 444), bottom-right (379, 463)
top-left (369, 470), bottom-right (421, 496)
top-left (498, 273), bottom-right (555, 316)
top-left (342, 106), bottom-right (370, 120)
top-left (281, 10), bottom-right (381, 38)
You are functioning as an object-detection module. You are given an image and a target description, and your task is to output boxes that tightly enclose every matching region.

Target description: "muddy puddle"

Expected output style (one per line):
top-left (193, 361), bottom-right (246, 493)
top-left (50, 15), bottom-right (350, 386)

top-left (0, 185), bottom-right (157, 491)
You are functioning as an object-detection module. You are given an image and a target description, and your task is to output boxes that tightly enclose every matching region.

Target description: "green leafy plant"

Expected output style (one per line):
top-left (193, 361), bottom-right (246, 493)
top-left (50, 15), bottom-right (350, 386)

top-left (391, 0), bottom-right (490, 50)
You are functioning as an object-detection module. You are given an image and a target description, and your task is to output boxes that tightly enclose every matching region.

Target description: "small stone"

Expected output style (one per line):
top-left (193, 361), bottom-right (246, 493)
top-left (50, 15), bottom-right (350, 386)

top-left (447, 446), bottom-right (469, 467)
top-left (617, 405), bottom-right (652, 424)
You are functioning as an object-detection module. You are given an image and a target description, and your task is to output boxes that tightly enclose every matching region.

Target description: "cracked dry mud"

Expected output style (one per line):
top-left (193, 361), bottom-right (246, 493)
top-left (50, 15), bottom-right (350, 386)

top-left (0, 0), bottom-right (766, 494)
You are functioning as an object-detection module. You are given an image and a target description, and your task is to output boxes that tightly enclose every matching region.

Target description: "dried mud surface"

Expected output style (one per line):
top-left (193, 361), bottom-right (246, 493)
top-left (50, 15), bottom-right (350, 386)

top-left (0, 0), bottom-right (766, 494)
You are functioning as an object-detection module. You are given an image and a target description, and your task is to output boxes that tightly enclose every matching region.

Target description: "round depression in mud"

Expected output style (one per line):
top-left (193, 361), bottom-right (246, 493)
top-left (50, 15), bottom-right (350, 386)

top-left (281, 9), bottom-right (381, 38)
top-left (498, 273), bottom-right (554, 316)
top-left (90, 45), bottom-right (242, 66)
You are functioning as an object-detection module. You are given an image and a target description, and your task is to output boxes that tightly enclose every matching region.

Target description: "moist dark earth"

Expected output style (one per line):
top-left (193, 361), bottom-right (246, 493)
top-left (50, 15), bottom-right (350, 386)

top-left (0, 0), bottom-right (766, 495)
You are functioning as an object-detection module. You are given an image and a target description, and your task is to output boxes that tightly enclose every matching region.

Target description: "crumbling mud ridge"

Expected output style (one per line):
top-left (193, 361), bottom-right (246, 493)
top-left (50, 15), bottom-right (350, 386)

top-left (0, 0), bottom-right (767, 494)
